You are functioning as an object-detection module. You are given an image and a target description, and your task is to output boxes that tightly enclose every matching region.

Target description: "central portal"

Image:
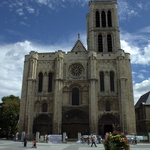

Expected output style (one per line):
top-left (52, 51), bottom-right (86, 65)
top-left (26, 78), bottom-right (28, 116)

top-left (70, 124), bottom-right (82, 138)
top-left (104, 125), bottom-right (113, 134)
top-left (62, 108), bottom-right (89, 138)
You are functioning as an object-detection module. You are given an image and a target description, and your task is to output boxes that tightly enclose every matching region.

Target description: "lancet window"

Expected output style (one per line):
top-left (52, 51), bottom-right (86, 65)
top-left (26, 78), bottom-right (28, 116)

top-left (107, 34), bottom-right (112, 52)
top-left (72, 88), bottom-right (79, 105)
top-left (42, 103), bottom-right (48, 112)
top-left (38, 72), bottom-right (43, 92)
top-left (96, 11), bottom-right (100, 27)
top-left (101, 11), bottom-right (106, 27)
top-left (48, 72), bottom-right (53, 92)
top-left (110, 71), bottom-right (115, 92)
top-left (100, 72), bottom-right (105, 92)
top-left (106, 101), bottom-right (111, 111)
top-left (107, 10), bottom-right (112, 27)
top-left (98, 34), bottom-right (103, 52)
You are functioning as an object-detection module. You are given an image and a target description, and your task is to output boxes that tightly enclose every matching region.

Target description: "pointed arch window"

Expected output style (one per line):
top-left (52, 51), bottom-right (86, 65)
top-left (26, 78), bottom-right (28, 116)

top-left (100, 72), bottom-right (105, 92)
top-left (101, 11), bottom-right (106, 27)
top-left (38, 72), bottom-right (43, 92)
top-left (107, 11), bottom-right (112, 27)
top-left (110, 71), bottom-right (115, 92)
top-left (72, 88), bottom-right (79, 105)
top-left (42, 103), bottom-right (48, 112)
top-left (98, 34), bottom-right (103, 52)
top-left (48, 73), bottom-right (53, 92)
top-left (107, 34), bottom-right (112, 52)
top-left (96, 11), bottom-right (100, 27)
top-left (106, 101), bottom-right (111, 111)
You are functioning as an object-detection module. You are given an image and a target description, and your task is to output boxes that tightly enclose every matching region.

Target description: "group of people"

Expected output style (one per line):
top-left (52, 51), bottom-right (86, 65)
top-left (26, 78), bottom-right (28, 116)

top-left (82, 135), bottom-right (102, 147)
top-left (23, 137), bottom-right (37, 148)
top-left (23, 134), bottom-right (102, 148)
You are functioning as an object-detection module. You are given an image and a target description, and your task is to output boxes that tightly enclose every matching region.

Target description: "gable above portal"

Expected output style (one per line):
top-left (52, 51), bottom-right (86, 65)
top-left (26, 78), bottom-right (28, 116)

top-left (71, 40), bottom-right (87, 53)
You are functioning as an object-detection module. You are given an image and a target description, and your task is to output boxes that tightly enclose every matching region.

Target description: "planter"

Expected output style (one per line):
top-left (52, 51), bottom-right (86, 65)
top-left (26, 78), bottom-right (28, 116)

top-left (103, 131), bottom-right (130, 150)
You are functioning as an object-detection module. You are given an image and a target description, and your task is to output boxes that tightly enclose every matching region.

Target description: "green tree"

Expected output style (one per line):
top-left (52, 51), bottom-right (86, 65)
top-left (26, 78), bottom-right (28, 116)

top-left (0, 95), bottom-right (20, 138)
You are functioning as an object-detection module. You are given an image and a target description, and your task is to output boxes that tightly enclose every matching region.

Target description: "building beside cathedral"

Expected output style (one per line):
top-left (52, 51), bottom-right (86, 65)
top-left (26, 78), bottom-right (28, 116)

top-left (19, 0), bottom-right (136, 138)
top-left (135, 91), bottom-right (150, 135)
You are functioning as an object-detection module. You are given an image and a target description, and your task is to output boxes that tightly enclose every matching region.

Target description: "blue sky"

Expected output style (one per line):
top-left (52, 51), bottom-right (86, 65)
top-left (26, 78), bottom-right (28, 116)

top-left (0, 0), bottom-right (150, 104)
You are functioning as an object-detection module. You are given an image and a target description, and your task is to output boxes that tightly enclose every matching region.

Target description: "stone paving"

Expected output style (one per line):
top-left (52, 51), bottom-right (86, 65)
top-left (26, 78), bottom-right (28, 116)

top-left (0, 140), bottom-right (150, 150)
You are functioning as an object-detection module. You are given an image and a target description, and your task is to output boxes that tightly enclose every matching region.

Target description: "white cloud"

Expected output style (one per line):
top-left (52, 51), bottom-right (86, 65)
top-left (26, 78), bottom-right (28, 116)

top-left (16, 8), bottom-right (24, 16)
top-left (0, 39), bottom-right (80, 101)
top-left (140, 70), bottom-right (149, 73)
top-left (137, 74), bottom-right (145, 80)
top-left (120, 29), bottom-right (150, 104)
top-left (0, 41), bottom-right (34, 100)
top-left (2, 0), bottom-right (150, 21)
top-left (118, 1), bottom-right (138, 20)
top-left (121, 40), bottom-right (150, 65)
top-left (133, 78), bottom-right (150, 104)
top-left (20, 21), bottom-right (30, 27)
top-left (26, 6), bottom-right (35, 14)
top-left (118, 0), bottom-right (150, 20)
top-left (120, 30), bottom-right (150, 65)
top-left (138, 26), bottom-right (150, 33)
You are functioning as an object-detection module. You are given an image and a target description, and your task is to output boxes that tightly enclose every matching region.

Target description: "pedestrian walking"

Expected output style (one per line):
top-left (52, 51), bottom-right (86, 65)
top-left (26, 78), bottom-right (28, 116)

top-left (87, 135), bottom-right (90, 145)
top-left (91, 136), bottom-right (97, 147)
top-left (32, 139), bottom-right (37, 148)
top-left (65, 135), bottom-right (68, 143)
top-left (98, 135), bottom-right (102, 144)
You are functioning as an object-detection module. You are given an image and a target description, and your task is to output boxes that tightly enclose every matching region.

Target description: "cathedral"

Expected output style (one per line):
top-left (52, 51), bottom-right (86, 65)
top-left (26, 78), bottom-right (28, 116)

top-left (19, 0), bottom-right (136, 139)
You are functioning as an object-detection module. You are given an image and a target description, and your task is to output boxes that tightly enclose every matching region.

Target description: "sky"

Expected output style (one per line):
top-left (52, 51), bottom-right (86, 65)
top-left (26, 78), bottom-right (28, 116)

top-left (0, 0), bottom-right (150, 104)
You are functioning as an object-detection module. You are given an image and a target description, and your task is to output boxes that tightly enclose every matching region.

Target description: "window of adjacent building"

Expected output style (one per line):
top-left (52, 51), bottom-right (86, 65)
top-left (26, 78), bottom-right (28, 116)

top-left (48, 73), bottom-right (53, 92)
top-left (72, 88), bottom-right (79, 105)
top-left (110, 71), bottom-right (115, 92)
top-left (107, 11), bottom-right (112, 27)
top-left (101, 11), bottom-right (106, 27)
top-left (106, 101), bottom-right (111, 111)
top-left (100, 72), bottom-right (105, 92)
top-left (38, 72), bottom-right (43, 92)
top-left (98, 34), bottom-right (103, 52)
top-left (107, 34), bottom-right (112, 52)
top-left (96, 11), bottom-right (100, 27)
top-left (42, 103), bottom-right (48, 112)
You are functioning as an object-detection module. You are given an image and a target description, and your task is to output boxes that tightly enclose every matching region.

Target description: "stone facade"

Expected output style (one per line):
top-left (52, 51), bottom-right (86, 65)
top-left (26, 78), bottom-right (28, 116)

top-left (19, 0), bottom-right (136, 138)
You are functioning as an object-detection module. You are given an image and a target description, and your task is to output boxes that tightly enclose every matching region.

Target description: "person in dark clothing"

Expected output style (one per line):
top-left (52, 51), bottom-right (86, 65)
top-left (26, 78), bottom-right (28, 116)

top-left (23, 137), bottom-right (27, 147)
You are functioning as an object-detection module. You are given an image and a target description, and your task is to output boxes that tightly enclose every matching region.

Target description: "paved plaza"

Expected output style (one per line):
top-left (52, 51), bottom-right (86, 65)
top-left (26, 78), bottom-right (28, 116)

top-left (0, 140), bottom-right (150, 150)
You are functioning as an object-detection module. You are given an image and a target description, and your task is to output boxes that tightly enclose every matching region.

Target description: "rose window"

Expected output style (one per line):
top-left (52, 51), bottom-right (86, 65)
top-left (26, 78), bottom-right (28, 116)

top-left (70, 64), bottom-right (83, 77)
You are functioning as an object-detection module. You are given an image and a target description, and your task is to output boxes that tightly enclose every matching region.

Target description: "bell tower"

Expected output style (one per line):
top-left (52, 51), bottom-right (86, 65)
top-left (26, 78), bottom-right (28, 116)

top-left (87, 0), bottom-right (136, 135)
top-left (87, 0), bottom-right (121, 53)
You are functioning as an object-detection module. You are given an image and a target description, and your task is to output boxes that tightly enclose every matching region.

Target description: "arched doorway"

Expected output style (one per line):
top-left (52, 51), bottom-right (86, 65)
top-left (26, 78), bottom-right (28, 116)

top-left (33, 114), bottom-right (52, 135)
top-left (98, 113), bottom-right (119, 137)
top-left (62, 109), bottom-right (89, 138)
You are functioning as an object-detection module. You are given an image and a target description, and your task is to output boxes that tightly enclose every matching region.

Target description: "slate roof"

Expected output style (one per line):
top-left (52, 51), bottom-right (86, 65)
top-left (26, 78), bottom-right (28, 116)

top-left (135, 91), bottom-right (150, 109)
